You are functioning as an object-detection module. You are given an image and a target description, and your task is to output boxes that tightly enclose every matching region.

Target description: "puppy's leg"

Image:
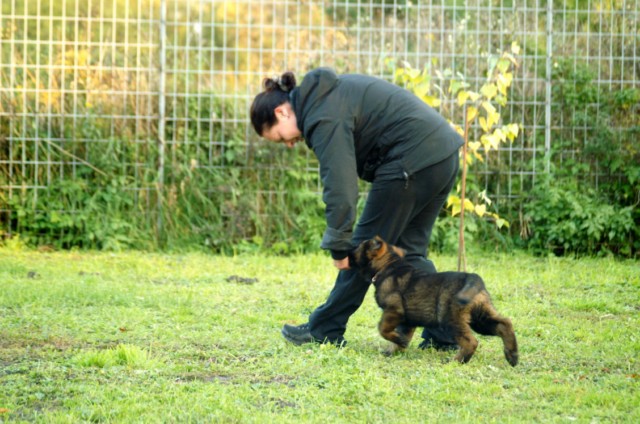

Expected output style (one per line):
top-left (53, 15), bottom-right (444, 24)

top-left (495, 317), bottom-right (518, 367)
top-left (378, 294), bottom-right (409, 354)
top-left (470, 300), bottom-right (519, 367)
top-left (397, 324), bottom-right (417, 345)
top-left (385, 324), bottom-right (417, 355)
top-left (452, 317), bottom-right (479, 364)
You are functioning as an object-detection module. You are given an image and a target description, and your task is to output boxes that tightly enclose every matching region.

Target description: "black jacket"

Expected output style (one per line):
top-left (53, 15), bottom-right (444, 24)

top-left (289, 68), bottom-right (463, 258)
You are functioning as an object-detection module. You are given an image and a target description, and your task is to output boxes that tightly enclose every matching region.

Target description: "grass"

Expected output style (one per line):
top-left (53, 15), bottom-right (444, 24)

top-left (0, 247), bottom-right (639, 423)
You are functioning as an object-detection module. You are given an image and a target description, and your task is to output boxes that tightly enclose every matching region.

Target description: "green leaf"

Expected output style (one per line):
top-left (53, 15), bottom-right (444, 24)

top-left (496, 58), bottom-right (511, 74)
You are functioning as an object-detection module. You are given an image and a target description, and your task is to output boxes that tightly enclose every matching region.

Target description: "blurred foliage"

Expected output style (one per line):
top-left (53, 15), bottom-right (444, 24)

top-left (1, 0), bottom-right (638, 257)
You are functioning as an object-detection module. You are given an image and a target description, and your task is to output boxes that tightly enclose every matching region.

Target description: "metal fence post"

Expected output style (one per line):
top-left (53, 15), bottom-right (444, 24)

top-left (157, 0), bottom-right (167, 246)
top-left (545, 0), bottom-right (553, 174)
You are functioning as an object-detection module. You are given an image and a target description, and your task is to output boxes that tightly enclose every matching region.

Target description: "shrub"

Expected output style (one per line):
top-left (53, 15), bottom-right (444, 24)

top-left (522, 176), bottom-right (636, 257)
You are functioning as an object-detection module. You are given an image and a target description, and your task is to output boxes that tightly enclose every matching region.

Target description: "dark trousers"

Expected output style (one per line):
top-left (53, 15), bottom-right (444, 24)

top-left (308, 151), bottom-right (459, 342)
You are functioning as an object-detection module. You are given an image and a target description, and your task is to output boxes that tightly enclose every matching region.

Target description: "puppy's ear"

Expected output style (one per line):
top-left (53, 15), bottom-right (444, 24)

top-left (347, 250), bottom-right (357, 268)
top-left (391, 245), bottom-right (406, 257)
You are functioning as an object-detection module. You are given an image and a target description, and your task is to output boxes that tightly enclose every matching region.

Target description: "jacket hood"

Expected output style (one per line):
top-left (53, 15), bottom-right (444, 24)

top-left (290, 68), bottom-right (339, 142)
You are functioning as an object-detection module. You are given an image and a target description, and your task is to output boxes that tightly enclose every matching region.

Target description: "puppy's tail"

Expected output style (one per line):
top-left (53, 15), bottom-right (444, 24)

top-left (455, 273), bottom-right (486, 305)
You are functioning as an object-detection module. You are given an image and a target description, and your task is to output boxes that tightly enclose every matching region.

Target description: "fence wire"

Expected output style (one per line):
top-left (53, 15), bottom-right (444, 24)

top-left (1, 0), bottom-right (638, 241)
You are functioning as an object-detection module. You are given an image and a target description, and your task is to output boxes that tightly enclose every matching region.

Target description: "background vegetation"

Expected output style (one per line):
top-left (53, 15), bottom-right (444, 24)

top-left (0, 0), bottom-right (638, 257)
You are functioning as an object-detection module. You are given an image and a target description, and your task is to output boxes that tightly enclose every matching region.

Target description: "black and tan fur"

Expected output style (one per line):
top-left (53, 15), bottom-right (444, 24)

top-left (352, 236), bottom-right (518, 366)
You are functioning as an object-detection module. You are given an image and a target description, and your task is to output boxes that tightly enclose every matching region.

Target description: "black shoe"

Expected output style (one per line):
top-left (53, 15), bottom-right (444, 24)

top-left (418, 338), bottom-right (459, 351)
top-left (281, 323), bottom-right (347, 346)
top-left (281, 323), bottom-right (316, 345)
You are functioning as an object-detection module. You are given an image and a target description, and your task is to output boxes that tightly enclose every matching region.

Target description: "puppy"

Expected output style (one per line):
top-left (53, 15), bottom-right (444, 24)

top-left (352, 236), bottom-right (518, 366)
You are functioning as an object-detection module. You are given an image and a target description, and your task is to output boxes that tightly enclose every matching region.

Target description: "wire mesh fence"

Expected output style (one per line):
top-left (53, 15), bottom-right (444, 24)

top-left (1, 0), bottom-right (638, 247)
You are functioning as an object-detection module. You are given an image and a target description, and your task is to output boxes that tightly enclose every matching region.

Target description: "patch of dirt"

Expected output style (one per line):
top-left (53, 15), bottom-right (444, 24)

top-left (175, 373), bottom-right (234, 384)
top-left (267, 397), bottom-right (298, 409)
top-left (226, 275), bottom-right (258, 284)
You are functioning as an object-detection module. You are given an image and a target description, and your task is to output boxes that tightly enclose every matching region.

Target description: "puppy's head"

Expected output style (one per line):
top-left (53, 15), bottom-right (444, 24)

top-left (352, 236), bottom-right (405, 276)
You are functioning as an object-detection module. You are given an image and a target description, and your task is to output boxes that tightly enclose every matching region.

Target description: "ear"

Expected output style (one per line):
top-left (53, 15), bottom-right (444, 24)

top-left (391, 245), bottom-right (406, 257)
top-left (371, 238), bottom-right (382, 250)
top-left (373, 235), bottom-right (386, 246)
top-left (274, 104), bottom-right (290, 119)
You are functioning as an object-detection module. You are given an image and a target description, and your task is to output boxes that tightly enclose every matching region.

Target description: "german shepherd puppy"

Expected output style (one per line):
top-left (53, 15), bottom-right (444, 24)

top-left (352, 236), bottom-right (518, 366)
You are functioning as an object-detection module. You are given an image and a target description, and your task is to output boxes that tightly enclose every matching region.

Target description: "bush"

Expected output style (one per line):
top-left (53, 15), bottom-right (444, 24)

top-left (7, 177), bottom-right (150, 251)
top-left (522, 176), bottom-right (636, 257)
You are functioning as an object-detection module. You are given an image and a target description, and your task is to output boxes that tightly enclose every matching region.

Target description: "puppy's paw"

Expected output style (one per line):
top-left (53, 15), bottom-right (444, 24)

top-left (505, 349), bottom-right (519, 367)
top-left (382, 344), bottom-right (403, 356)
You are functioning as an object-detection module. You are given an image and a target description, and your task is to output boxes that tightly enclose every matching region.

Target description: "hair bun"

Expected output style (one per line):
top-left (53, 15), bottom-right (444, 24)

top-left (278, 72), bottom-right (296, 92)
top-left (263, 71), bottom-right (296, 93)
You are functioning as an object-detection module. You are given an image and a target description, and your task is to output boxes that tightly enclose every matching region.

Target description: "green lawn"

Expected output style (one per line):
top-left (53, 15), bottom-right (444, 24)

top-left (1, 248), bottom-right (639, 423)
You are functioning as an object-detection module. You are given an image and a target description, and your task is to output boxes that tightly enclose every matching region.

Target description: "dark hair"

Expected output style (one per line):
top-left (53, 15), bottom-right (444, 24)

top-left (250, 71), bottom-right (297, 136)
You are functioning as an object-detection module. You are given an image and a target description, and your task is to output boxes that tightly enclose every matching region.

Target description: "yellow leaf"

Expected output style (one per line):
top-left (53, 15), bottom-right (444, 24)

top-left (493, 128), bottom-right (506, 142)
top-left (448, 195), bottom-right (462, 216)
top-left (503, 71), bottom-right (513, 86)
top-left (467, 91), bottom-right (481, 102)
top-left (480, 83), bottom-right (498, 100)
top-left (447, 195), bottom-right (460, 208)
top-left (497, 72), bottom-right (513, 95)
top-left (414, 80), bottom-right (430, 97)
top-left (481, 134), bottom-right (500, 151)
top-left (457, 90), bottom-right (470, 106)
top-left (505, 123), bottom-right (520, 141)
top-left (479, 190), bottom-right (493, 205)
top-left (487, 110), bottom-right (501, 128)
top-left (420, 95), bottom-right (441, 108)
top-left (481, 101), bottom-right (496, 115)
top-left (496, 58), bottom-right (511, 74)
top-left (466, 106), bottom-right (478, 123)
top-left (503, 52), bottom-right (519, 67)
top-left (479, 116), bottom-right (489, 133)
top-left (480, 134), bottom-right (490, 150)
top-left (474, 204), bottom-right (487, 217)
top-left (465, 153), bottom-right (474, 165)
top-left (511, 41), bottom-right (520, 55)
top-left (463, 199), bottom-right (475, 212)
top-left (407, 68), bottom-right (420, 80)
top-left (393, 66), bottom-right (402, 77)
top-left (497, 79), bottom-right (507, 96)
top-left (489, 134), bottom-right (501, 149)
top-left (451, 122), bottom-right (464, 136)
top-left (496, 218), bottom-right (510, 228)
top-left (468, 141), bottom-right (482, 154)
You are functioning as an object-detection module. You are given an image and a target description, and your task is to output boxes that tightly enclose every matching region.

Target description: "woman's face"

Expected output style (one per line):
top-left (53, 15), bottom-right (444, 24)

top-left (261, 103), bottom-right (302, 148)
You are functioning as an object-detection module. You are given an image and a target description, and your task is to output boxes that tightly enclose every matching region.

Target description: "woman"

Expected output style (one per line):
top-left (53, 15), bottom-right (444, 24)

top-left (250, 67), bottom-right (463, 349)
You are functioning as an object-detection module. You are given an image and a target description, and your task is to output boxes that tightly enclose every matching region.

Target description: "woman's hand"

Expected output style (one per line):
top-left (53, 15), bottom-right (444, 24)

top-left (333, 257), bottom-right (350, 270)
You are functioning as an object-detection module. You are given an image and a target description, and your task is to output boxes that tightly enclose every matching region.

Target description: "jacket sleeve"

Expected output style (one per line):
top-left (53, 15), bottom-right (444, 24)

top-left (307, 118), bottom-right (359, 258)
